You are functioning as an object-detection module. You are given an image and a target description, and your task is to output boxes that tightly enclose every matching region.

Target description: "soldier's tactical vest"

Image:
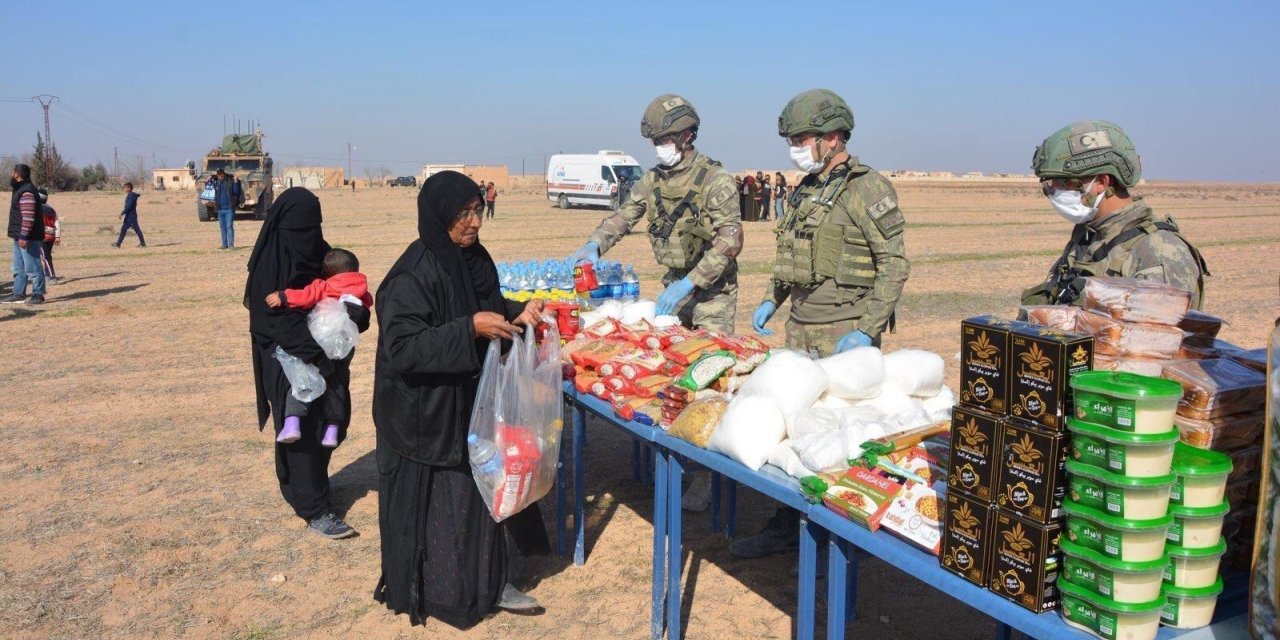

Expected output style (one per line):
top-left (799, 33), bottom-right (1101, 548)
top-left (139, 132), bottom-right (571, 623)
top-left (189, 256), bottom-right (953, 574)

top-left (773, 164), bottom-right (877, 289)
top-left (646, 156), bottom-right (718, 270)
top-left (1022, 216), bottom-right (1209, 306)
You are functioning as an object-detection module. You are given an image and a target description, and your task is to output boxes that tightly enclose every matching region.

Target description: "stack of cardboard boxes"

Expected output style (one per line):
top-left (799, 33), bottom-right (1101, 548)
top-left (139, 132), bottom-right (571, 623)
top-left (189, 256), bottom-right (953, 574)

top-left (942, 315), bottom-right (1094, 613)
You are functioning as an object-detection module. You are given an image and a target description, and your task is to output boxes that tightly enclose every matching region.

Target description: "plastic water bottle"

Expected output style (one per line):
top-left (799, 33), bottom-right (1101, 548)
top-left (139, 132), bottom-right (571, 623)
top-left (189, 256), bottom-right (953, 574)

top-left (468, 434), bottom-right (503, 478)
top-left (622, 265), bottom-right (640, 302)
top-left (606, 262), bottom-right (624, 299)
top-left (590, 261), bottom-right (610, 300)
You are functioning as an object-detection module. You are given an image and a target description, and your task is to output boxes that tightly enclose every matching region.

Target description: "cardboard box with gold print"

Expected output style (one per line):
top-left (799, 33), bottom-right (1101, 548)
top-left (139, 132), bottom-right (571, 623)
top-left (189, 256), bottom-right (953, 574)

top-left (1009, 322), bottom-right (1093, 432)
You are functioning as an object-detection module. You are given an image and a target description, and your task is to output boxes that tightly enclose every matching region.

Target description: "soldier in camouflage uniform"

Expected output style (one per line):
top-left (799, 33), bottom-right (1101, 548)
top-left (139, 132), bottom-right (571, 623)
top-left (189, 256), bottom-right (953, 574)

top-left (1022, 120), bottom-right (1208, 308)
top-left (733, 89), bottom-right (911, 559)
top-left (570, 94), bottom-right (743, 332)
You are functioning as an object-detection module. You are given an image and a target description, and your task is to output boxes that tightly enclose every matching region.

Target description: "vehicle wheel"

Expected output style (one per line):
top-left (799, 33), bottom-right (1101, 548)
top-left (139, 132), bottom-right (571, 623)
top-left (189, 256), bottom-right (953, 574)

top-left (557, 193), bottom-right (570, 209)
top-left (197, 202), bottom-right (212, 222)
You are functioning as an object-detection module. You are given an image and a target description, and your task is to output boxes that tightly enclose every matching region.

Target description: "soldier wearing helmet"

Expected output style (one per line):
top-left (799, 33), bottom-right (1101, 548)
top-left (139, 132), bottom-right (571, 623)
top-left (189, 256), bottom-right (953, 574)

top-left (1022, 120), bottom-right (1208, 308)
top-left (570, 94), bottom-right (743, 331)
top-left (733, 89), bottom-right (910, 559)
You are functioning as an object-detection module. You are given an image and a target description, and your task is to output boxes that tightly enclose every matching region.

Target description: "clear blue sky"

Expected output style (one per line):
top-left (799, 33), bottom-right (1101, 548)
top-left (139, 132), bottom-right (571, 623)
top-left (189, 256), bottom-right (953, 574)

top-left (3, 0), bottom-right (1278, 181)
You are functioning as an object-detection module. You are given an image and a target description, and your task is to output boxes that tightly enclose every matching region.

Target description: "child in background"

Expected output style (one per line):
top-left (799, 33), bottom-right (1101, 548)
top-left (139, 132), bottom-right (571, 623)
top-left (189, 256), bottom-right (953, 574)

top-left (38, 189), bottom-right (61, 282)
top-left (112, 182), bottom-right (146, 248)
top-left (265, 248), bottom-right (373, 447)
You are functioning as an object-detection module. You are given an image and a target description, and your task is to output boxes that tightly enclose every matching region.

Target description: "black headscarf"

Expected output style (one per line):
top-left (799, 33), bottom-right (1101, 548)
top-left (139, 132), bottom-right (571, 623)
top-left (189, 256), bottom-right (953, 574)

top-left (245, 188), bottom-right (330, 428)
top-left (416, 171), bottom-right (484, 316)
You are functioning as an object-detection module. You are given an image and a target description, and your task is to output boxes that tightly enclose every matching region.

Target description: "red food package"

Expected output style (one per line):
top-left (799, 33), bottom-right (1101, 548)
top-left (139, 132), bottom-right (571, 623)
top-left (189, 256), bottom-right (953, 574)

top-left (612, 396), bottom-right (662, 422)
top-left (617, 320), bottom-right (654, 346)
top-left (633, 375), bottom-right (672, 398)
top-left (582, 318), bottom-right (623, 339)
top-left (576, 340), bottom-right (629, 371)
top-left (603, 375), bottom-right (637, 395)
top-left (598, 346), bottom-right (646, 377)
top-left (641, 326), bottom-right (693, 351)
top-left (588, 379), bottom-right (614, 402)
top-left (574, 372), bottom-right (600, 394)
top-left (660, 360), bottom-right (687, 377)
top-left (664, 337), bottom-right (720, 366)
top-left (661, 406), bottom-right (684, 423)
top-left (660, 384), bottom-right (693, 403)
top-left (492, 424), bottom-right (543, 519)
top-left (620, 350), bottom-right (668, 380)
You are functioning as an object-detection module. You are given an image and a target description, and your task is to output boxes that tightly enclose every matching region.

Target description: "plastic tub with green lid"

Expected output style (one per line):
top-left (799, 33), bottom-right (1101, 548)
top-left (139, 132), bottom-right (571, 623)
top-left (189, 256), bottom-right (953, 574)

top-left (1071, 371), bottom-right (1182, 433)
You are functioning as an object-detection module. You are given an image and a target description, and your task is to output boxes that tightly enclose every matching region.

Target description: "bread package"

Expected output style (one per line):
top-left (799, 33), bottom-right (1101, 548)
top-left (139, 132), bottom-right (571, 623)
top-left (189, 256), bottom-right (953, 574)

top-left (1081, 276), bottom-right (1192, 325)
top-left (1164, 358), bottom-right (1266, 420)
top-left (1074, 309), bottom-right (1184, 359)
top-left (1175, 410), bottom-right (1265, 451)
top-left (1179, 310), bottom-right (1223, 347)
top-left (1093, 355), bottom-right (1176, 378)
top-left (1020, 305), bottom-right (1080, 332)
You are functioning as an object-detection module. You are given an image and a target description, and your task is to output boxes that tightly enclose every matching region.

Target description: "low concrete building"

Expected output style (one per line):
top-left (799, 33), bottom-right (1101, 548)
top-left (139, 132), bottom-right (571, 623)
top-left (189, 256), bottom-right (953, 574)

top-left (279, 166), bottom-right (345, 189)
top-left (152, 168), bottom-right (196, 190)
top-left (421, 164), bottom-right (509, 187)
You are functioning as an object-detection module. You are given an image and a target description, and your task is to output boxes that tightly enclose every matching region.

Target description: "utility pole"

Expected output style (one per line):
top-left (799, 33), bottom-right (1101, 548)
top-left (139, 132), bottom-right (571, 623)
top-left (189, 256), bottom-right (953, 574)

top-left (32, 95), bottom-right (57, 188)
top-left (113, 147), bottom-right (119, 182)
top-left (347, 143), bottom-right (354, 183)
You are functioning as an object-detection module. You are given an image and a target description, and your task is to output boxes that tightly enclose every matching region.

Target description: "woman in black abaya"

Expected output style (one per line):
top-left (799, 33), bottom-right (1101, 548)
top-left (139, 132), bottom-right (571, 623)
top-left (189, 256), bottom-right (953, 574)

top-left (245, 187), bottom-right (369, 538)
top-left (372, 171), bottom-right (547, 628)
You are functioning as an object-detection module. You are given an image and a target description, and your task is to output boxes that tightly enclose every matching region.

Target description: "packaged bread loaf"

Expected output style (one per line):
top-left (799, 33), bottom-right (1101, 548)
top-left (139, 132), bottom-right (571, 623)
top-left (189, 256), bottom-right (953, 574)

top-left (1164, 358), bottom-right (1266, 420)
top-left (1081, 276), bottom-right (1192, 325)
top-left (1179, 310), bottom-right (1223, 347)
top-left (1174, 410), bottom-right (1265, 451)
top-left (1075, 309), bottom-right (1184, 358)
top-left (1021, 305), bottom-right (1080, 331)
top-left (1093, 355), bottom-right (1174, 378)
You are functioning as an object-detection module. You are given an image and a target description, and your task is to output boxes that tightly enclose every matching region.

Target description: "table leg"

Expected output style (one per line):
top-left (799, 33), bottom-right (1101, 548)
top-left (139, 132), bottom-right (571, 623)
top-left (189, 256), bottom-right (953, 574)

top-left (845, 548), bottom-right (859, 623)
top-left (797, 515), bottom-right (821, 640)
top-left (667, 453), bottom-right (685, 639)
top-left (644, 445), bottom-right (653, 486)
top-left (555, 418), bottom-right (568, 557)
top-left (651, 446), bottom-right (668, 640)
top-left (826, 537), bottom-right (849, 640)
top-left (573, 404), bottom-right (586, 567)
top-left (711, 472), bottom-right (722, 533)
top-left (633, 440), bottom-right (642, 482)
top-left (726, 479), bottom-right (737, 539)
top-left (993, 622), bottom-right (1013, 640)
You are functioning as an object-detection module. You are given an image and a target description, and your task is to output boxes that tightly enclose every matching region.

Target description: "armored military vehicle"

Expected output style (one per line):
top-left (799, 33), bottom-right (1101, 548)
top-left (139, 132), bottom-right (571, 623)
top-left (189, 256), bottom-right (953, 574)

top-left (196, 131), bottom-right (273, 221)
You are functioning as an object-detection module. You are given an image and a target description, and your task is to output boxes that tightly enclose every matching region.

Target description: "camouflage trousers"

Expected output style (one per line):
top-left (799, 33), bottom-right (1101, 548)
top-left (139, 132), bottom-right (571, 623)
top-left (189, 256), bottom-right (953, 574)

top-left (663, 268), bottom-right (737, 334)
top-left (785, 317), bottom-right (881, 359)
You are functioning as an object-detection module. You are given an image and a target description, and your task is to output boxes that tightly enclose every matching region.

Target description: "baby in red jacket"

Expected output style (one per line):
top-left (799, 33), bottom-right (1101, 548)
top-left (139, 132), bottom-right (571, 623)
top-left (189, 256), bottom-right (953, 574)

top-left (266, 248), bottom-right (372, 447)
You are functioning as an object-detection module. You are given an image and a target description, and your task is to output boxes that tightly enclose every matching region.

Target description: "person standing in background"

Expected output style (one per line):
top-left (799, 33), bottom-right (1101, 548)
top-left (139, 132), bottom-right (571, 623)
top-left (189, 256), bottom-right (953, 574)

top-left (112, 182), bottom-right (147, 249)
top-left (4, 163), bottom-right (46, 304)
top-left (214, 168), bottom-right (237, 249)
top-left (774, 172), bottom-right (788, 220)
top-left (485, 181), bottom-right (497, 219)
top-left (38, 189), bottom-right (60, 282)
top-left (760, 175), bottom-right (772, 221)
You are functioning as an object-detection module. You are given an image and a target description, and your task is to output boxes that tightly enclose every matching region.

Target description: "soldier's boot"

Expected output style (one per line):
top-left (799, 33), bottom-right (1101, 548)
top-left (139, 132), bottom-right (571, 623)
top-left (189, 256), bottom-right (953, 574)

top-left (730, 506), bottom-right (800, 559)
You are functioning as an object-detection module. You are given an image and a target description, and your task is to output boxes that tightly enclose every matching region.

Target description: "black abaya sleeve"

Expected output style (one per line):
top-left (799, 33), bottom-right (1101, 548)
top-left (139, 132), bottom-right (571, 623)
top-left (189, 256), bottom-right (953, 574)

top-left (346, 302), bottom-right (372, 333)
top-left (502, 298), bottom-right (527, 323)
top-left (378, 273), bottom-right (481, 376)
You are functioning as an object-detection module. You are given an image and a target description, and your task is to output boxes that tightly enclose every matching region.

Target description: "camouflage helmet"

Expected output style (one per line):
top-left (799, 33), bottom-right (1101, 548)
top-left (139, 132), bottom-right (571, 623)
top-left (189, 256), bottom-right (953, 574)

top-left (640, 94), bottom-right (700, 139)
top-left (1032, 120), bottom-right (1142, 188)
top-left (777, 89), bottom-right (854, 137)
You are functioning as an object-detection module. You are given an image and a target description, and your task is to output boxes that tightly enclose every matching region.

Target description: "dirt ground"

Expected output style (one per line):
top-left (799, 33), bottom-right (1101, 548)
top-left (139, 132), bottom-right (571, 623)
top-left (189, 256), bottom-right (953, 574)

top-left (1, 180), bottom-right (1276, 640)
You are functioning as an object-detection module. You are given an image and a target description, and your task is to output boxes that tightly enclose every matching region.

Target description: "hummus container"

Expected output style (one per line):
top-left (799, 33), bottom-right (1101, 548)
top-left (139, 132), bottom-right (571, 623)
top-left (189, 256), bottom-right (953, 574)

top-left (1068, 418), bottom-right (1178, 477)
top-left (1058, 577), bottom-right (1165, 640)
top-left (1066, 459), bottom-right (1174, 520)
top-left (1061, 539), bottom-right (1167, 604)
top-left (1064, 499), bottom-right (1172, 563)
top-left (1160, 578), bottom-right (1223, 629)
top-left (1071, 371), bottom-right (1182, 434)
top-left (1169, 442), bottom-right (1232, 508)
top-left (1166, 501), bottom-right (1229, 549)
top-left (1163, 538), bottom-right (1226, 589)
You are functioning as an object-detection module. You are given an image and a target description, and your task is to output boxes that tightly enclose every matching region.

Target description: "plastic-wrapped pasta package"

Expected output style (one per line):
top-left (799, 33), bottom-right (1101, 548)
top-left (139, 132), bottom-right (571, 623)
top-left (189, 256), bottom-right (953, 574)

top-left (1020, 305), bottom-right (1080, 332)
top-left (1081, 276), bottom-right (1192, 325)
top-left (1164, 358), bottom-right (1266, 420)
top-left (1075, 309), bottom-right (1184, 358)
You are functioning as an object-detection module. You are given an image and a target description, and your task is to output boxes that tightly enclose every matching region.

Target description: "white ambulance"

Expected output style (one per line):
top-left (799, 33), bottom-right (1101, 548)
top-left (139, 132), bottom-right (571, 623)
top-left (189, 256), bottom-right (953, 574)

top-left (545, 150), bottom-right (645, 211)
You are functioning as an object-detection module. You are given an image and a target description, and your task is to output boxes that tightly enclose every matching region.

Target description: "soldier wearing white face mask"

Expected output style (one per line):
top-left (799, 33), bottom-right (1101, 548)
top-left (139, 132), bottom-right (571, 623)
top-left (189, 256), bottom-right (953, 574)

top-left (1022, 120), bottom-right (1208, 308)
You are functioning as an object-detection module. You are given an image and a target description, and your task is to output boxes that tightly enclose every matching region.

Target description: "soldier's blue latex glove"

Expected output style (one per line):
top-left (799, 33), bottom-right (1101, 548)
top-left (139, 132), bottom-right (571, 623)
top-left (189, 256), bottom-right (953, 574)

top-left (752, 301), bottom-right (777, 336)
top-left (835, 330), bottom-right (874, 353)
top-left (655, 277), bottom-right (696, 316)
top-left (570, 241), bottom-right (600, 264)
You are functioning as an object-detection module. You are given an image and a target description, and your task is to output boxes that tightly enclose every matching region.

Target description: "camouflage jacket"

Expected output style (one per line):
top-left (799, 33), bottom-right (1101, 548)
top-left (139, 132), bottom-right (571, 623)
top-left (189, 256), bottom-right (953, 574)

top-left (764, 158), bottom-right (910, 338)
top-left (587, 150), bottom-right (742, 289)
top-left (1025, 197), bottom-right (1208, 309)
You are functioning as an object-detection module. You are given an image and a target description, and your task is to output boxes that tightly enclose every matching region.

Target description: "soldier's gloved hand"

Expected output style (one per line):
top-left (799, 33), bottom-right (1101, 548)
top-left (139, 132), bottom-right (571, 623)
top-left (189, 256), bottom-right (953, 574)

top-left (570, 241), bottom-right (600, 264)
top-left (835, 330), bottom-right (873, 353)
top-left (655, 277), bottom-right (695, 316)
top-left (752, 301), bottom-right (776, 336)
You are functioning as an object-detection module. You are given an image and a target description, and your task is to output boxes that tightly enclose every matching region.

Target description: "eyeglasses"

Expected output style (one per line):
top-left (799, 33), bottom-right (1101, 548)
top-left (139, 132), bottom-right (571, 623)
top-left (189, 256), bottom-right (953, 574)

top-left (653, 134), bottom-right (680, 146)
top-left (458, 205), bottom-right (484, 219)
top-left (786, 134), bottom-right (817, 147)
top-left (1039, 177), bottom-right (1088, 197)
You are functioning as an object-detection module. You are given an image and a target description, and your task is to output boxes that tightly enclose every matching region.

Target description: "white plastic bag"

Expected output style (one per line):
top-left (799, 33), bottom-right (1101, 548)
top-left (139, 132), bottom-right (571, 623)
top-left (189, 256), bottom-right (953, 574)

top-left (769, 440), bottom-right (818, 478)
top-left (791, 428), bottom-right (849, 473)
top-left (307, 298), bottom-right (361, 360)
top-left (813, 393), bottom-right (855, 410)
top-left (817, 346), bottom-right (885, 400)
top-left (273, 346), bottom-right (326, 403)
top-left (921, 386), bottom-right (956, 423)
top-left (621, 300), bottom-right (657, 325)
top-left (882, 349), bottom-right (946, 398)
top-left (707, 395), bottom-right (786, 471)
top-left (788, 407), bottom-right (844, 440)
top-left (468, 323), bottom-right (564, 522)
top-left (738, 350), bottom-right (828, 428)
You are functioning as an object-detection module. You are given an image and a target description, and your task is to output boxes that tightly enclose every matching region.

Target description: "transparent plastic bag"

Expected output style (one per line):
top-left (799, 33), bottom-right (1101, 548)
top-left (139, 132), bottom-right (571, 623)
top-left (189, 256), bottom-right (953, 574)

top-left (273, 346), bottom-right (326, 403)
top-left (308, 298), bottom-right (360, 360)
top-left (1081, 276), bottom-right (1191, 325)
top-left (468, 322), bottom-right (564, 522)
